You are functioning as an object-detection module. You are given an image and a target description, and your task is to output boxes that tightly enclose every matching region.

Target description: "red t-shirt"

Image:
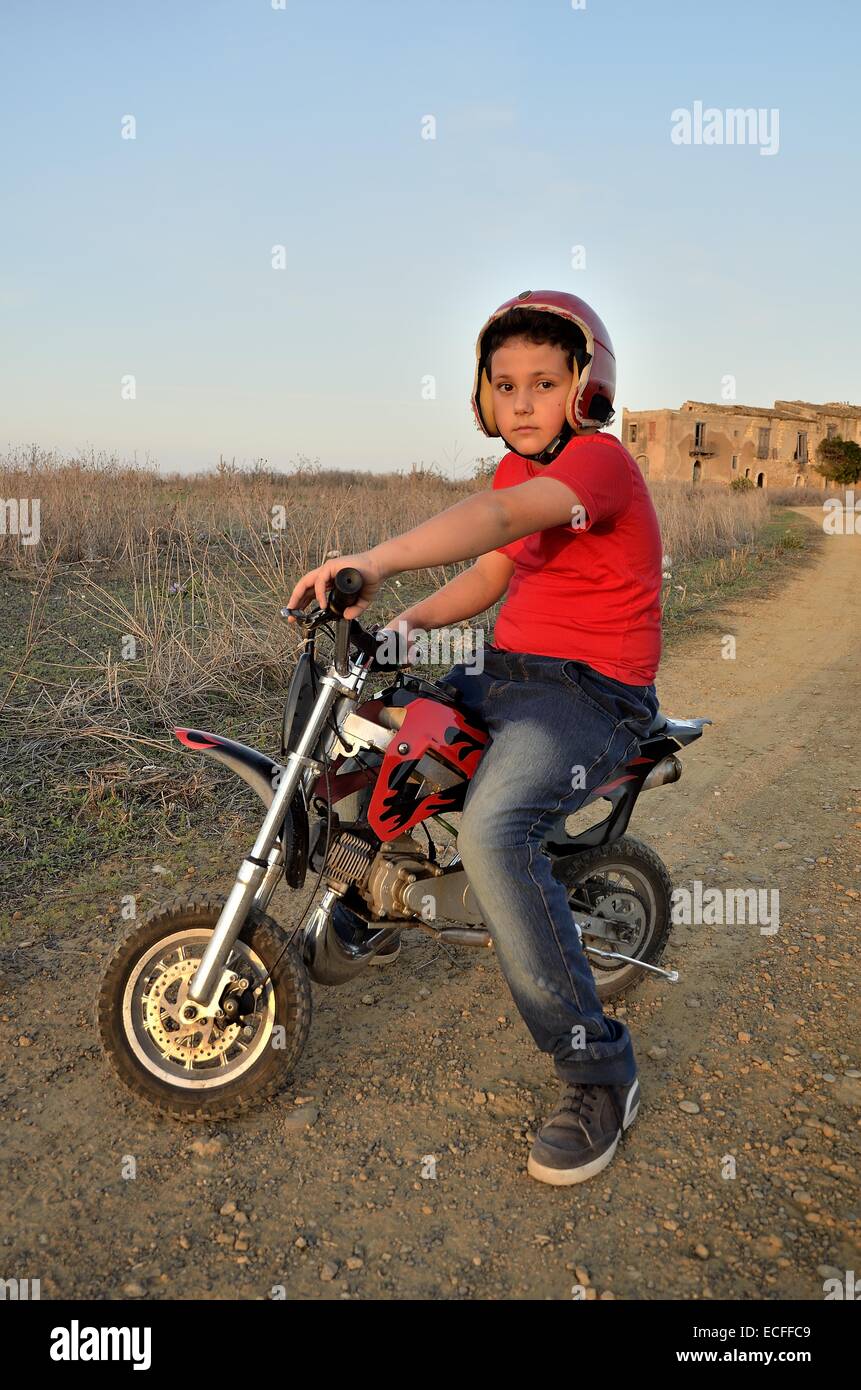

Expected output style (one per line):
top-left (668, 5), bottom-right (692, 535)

top-left (491, 432), bottom-right (663, 685)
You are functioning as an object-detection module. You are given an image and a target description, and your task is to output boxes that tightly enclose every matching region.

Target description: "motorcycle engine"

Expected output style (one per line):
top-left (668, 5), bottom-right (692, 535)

top-left (322, 827), bottom-right (436, 921)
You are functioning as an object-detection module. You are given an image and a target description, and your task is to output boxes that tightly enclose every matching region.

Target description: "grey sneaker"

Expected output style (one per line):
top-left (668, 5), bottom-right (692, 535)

top-left (527, 1077), bottom-right (640, 1186)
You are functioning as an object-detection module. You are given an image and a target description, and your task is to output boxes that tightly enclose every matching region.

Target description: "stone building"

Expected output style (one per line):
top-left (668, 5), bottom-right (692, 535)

top-left (619, 400), bottom-right (861, 487)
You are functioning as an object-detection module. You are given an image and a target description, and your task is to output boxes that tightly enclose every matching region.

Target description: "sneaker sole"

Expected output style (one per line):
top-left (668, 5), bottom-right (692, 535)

top-left (527, 1132), bottom-right (621, 1185)
top-left (622, 1079), bottom-right (640, 1129)
top-left (526, 1080), bottom-right (640, 1186)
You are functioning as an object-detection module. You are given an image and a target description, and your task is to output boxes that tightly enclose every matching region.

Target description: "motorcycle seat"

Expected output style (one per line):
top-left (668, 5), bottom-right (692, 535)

top-left (642, 710), bottom-right (712, 745)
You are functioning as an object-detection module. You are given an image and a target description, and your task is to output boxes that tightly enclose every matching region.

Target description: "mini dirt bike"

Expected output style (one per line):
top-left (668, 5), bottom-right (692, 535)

top-left (98, 567), bottom-right (709, 1119)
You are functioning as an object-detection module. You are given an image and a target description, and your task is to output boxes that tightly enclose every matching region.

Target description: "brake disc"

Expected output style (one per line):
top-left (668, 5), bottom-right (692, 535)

top-left (144, 957), bottom-right (241, 1064)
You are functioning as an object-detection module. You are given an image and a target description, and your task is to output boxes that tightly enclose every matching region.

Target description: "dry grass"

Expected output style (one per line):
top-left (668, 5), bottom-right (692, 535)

top-left (648, 479), bottom-right (767, 563)
top-left (0, 444), bottom-right (479, 574)
top-left (1, 442), bottom-right (802, 578)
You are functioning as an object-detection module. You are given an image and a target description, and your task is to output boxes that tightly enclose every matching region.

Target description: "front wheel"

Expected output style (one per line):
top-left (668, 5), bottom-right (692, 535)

top-left (97, 893), bottom-right (312, 1120)
top-left (551, 835), bottom-right (674, 1002)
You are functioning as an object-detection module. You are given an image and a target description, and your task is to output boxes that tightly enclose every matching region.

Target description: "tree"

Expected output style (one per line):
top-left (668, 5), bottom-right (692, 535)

top-left (815, 434), bottom-right (861, 485)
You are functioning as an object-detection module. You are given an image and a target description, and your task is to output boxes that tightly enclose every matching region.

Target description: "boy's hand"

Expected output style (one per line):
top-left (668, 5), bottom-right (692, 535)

top-left (285, 551), bottom-right (389, 623)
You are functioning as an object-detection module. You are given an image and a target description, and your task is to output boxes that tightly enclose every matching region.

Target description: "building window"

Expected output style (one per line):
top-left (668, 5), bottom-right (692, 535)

top-left (731, 455), bottom-right (738, 471)
top-left (827, 424), bottom-right (837, 440)
top-left (636, 454), bottom-right (650, 478)
top-left (795, 431), bottom-right (808, 463)
top-left (629, 423), bottom-right (638, 444)
top-left (744, 467), bottom-right (751, 478)
top-left (757, 427), bottom-right (770, 459)
top-left (694, 421), bottom-right (707, 449)
top-left (648, 420), bottom-right (656, 442)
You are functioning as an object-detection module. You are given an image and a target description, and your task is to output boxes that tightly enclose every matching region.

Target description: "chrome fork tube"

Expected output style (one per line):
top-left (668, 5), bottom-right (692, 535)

top-left (187, 656), bottom-right (369, 1007)
top-left (253, 733), bottom-right (341, 913)
top-left (251, 844), bottom-right (285, 914)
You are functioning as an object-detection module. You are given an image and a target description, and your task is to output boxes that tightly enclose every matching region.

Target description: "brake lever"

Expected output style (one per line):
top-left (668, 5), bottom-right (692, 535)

top-left (280, 605), bottom-right (324, 626)
top-left (281, 605), bottom-right (400, 673)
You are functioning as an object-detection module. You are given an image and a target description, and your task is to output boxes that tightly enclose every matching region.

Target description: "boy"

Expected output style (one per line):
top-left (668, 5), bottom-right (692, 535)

top-left (286, 289), bottom-right (663, 1184)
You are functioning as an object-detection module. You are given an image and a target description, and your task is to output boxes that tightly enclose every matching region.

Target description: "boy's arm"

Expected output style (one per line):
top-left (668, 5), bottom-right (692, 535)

top-left (384, 550), bottom-right (515, 635)
top-left (285, 478), bottom-right (576, 621)
top-left (372, 480), bottom-right (578, 575)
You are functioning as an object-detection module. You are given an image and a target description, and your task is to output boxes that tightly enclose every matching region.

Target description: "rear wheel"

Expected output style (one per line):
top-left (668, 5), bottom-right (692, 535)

top-left (551, 835), bottom-right (674, 1001)
top-left (97, 893), bottom-right (312, 1120)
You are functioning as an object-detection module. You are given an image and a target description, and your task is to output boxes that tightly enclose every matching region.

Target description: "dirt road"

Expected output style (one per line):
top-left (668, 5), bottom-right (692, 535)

top-left (3, 508), bottom-right (859, 1300)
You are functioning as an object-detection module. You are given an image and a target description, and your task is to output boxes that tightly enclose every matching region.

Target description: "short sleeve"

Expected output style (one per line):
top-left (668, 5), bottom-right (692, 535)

top-left (540, 435), bottom-right (633, 530)
top-left (491, 455), bottom-right (519, 556)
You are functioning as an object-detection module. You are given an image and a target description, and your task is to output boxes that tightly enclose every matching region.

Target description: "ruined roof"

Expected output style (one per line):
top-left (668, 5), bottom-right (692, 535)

top-left (776, 400), bottom-right (861, 418)
top-left (625, 399), bottom-right (861, 422)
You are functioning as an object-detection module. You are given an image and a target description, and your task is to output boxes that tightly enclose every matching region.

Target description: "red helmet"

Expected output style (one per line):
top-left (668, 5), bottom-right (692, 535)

top-left (471, 289), bottom-right (617, 434)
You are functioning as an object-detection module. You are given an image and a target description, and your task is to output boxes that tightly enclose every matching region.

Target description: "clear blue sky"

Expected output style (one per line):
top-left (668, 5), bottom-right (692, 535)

top-left (1, 0), bottom-right (857, 475)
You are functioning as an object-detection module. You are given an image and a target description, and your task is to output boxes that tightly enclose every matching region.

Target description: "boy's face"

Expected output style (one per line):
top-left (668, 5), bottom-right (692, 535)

top-left (488, 337), bottom-right (578, 457)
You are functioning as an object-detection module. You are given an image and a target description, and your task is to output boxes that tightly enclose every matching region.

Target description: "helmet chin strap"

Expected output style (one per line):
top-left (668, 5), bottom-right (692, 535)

top-left (503, 419), bottom-right (575, 464)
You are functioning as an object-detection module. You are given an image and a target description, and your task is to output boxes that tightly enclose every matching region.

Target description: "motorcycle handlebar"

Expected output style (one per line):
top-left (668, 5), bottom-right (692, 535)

top-left (283, 566), bottom-right (402, 673)
top-left (325, 566), bottom-right (364, 619)
top-left (328, 567), bottom-right (410, 673)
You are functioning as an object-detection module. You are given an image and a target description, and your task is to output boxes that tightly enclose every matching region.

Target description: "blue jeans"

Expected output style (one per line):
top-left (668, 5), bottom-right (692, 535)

top-left (439, 645), bottom-right (660, 1087)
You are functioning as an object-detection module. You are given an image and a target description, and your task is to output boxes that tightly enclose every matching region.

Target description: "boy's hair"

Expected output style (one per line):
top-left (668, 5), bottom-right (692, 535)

top-left (481, 307), bottom-right (590, 380)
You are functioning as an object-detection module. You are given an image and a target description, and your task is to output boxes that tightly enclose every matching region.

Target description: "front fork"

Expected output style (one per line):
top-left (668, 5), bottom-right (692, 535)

top-left (184, 658), bottom-right (368, 1017)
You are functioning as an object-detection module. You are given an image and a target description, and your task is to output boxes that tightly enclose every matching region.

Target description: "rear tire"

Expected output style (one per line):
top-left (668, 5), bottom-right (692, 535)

top-left (551, 835), bottom-right (674, 1002)
top-left (97, 892), bottom-right (312, 1120)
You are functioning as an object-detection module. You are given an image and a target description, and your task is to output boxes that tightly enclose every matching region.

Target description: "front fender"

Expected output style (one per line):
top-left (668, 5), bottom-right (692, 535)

top-left (174, 728), bottom-right (308, 888)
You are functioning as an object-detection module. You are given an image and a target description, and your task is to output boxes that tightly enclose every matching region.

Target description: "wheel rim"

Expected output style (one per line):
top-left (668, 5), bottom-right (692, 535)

top-left (122, 930), bottom-right (277, 1089)
top-left (567, 862), bottom-right (656, 975)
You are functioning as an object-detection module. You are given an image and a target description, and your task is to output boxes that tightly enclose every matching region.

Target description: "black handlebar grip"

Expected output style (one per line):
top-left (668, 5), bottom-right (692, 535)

top-left (327, 566), bottom-right (364, 618)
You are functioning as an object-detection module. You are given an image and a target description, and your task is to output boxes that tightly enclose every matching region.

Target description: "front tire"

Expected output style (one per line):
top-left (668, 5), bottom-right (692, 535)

top-left (551, 835), bottom-right (674, 1002)
top-left (97, 893), bottom-right (312, 1120)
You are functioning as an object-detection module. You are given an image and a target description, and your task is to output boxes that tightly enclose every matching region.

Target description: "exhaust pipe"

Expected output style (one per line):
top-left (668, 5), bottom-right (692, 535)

top-left (302, 890), bottom-right (495, 983)
top-left (642, 754), bottom-right (681, 790)
top-left (301, 889), bottom-right (400, 985)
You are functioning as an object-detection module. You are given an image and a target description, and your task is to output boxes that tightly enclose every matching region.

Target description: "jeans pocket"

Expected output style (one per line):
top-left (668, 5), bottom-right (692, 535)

top-left (561, 660), bottom-right (654, 733)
